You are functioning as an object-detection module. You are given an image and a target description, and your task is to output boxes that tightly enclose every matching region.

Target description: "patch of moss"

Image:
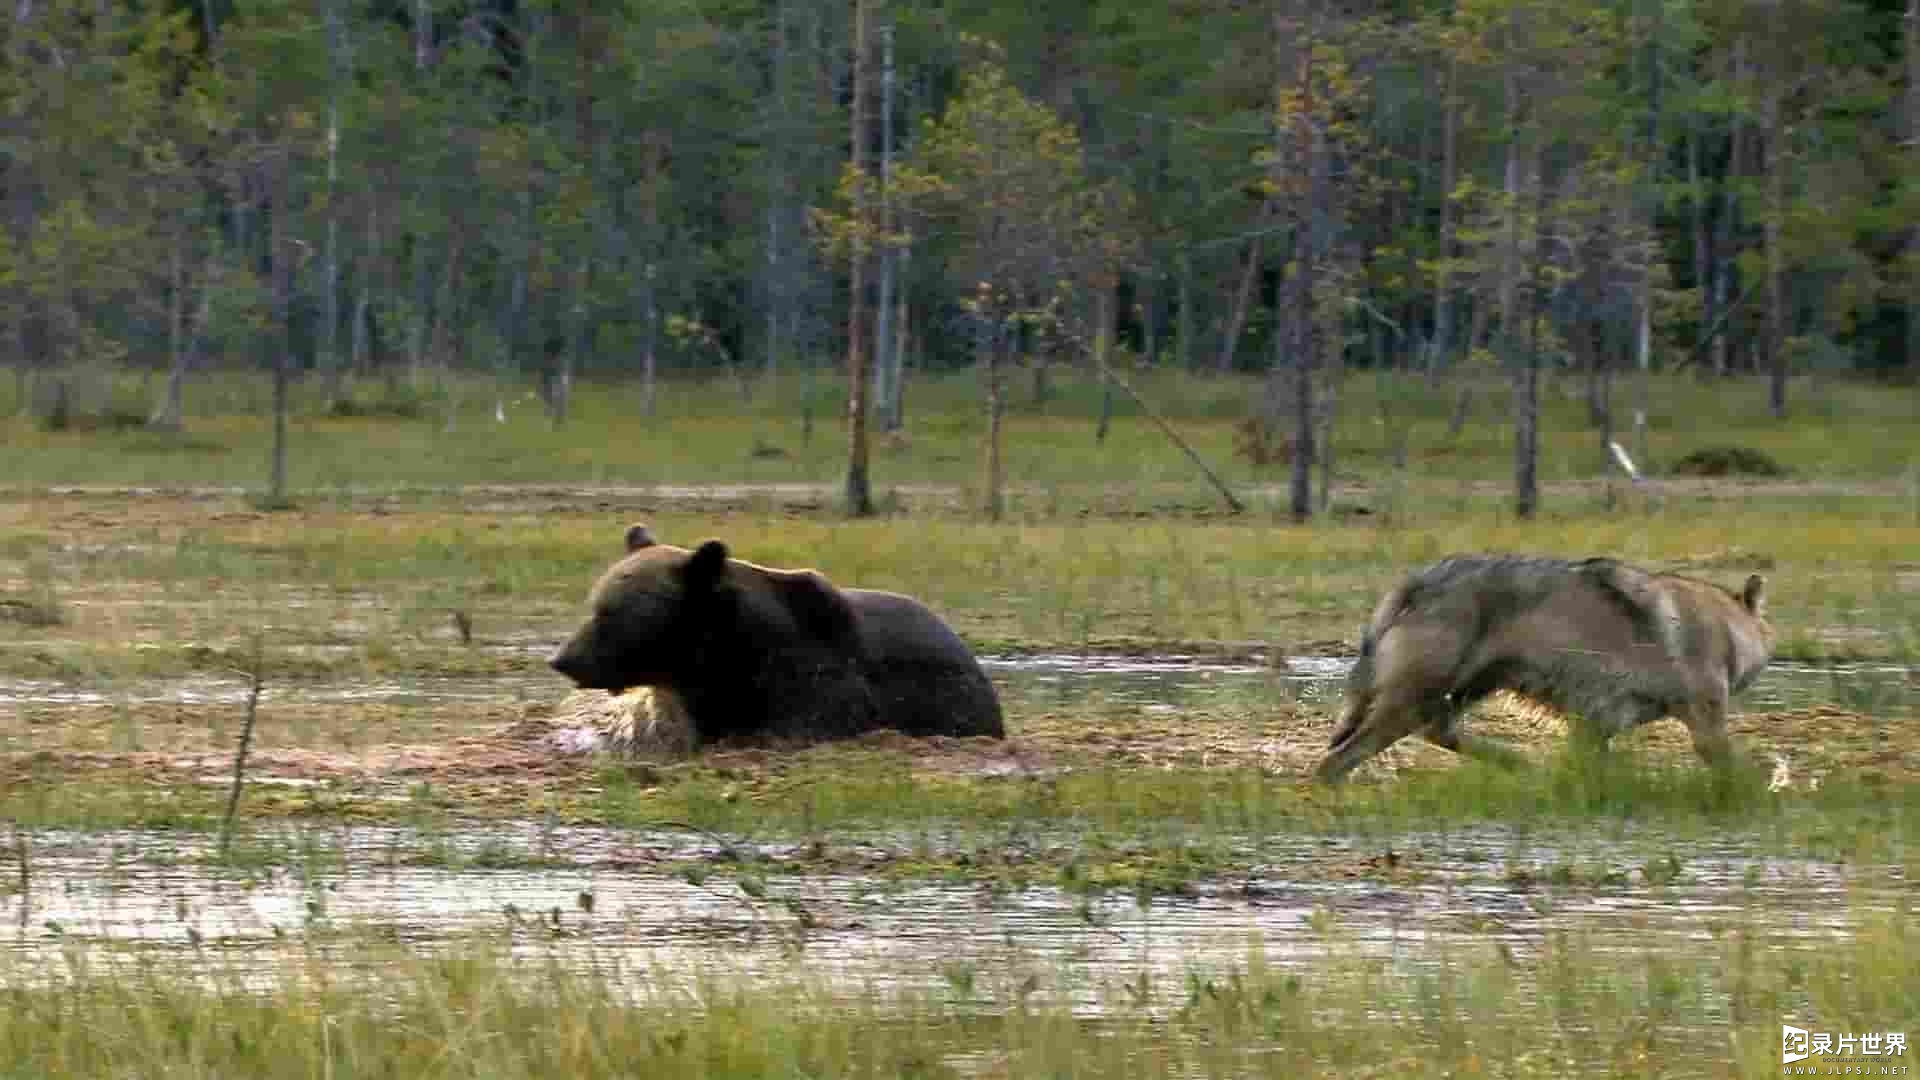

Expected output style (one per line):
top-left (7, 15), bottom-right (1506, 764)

top-left (1670, 445), bottom-right (1789, 477)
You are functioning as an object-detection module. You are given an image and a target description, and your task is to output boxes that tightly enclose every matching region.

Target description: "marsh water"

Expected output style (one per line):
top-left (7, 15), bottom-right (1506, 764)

top-left (0, 654), bottom-right (1911, 1013)
top-left (0, 822), bottom-right (1890, 1013)
top-left (0, 651), bottom-right (1907, 713)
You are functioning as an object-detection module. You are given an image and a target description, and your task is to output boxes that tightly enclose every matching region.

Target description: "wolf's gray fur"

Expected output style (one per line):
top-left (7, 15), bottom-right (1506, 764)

top-left (1317, 555), bottom-right (1776, 783)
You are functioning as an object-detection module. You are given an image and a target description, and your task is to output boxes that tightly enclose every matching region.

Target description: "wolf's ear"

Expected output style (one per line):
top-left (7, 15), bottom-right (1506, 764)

top-left (1741, 574), bottom-right (1766, 616)
top-left (625, 523), bottom-right (656, 553)
top-left (683, 540), bottom-right (730, 590)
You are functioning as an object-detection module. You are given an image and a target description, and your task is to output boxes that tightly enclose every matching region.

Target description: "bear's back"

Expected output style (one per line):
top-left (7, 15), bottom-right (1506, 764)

top-left (844, 588), bottom-right (1005, 738)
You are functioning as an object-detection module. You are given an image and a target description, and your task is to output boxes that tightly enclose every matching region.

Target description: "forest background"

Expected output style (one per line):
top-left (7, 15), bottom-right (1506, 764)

top-left (5, 0), bottom-right (1918, 517)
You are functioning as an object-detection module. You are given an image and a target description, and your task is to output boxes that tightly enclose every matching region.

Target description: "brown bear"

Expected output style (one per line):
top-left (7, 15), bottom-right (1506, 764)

top-left (548, 524), bottom-right (1006, 746)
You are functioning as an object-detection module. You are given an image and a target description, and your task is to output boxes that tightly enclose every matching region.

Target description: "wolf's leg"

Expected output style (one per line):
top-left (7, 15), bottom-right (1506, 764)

top-left (1567, 720), bottom-right (1615, 757)
top-left (1318, 623), bottom-right (1468, 784)
top-left (1315, 689), bottom-right (1432, 783)
top-left (1423, 727), bottom-right (1531, 770)
top-left (1421, 703), bottom-right (1530, 770)
top-left (1681, 681), bottom-right (1736, 769)
top-left (1326, 687), bottom-right (1371, 750)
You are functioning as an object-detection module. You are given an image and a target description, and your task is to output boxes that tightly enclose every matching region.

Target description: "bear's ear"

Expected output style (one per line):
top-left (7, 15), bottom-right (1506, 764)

top-left (777, 571), bottom-right (864, 652)
top-left (624, 523), bottom-right (656, 553)
top-left (1741, 574), bottom-right (1766, 617)
top-left (683, 540), bottom-right (731, 590)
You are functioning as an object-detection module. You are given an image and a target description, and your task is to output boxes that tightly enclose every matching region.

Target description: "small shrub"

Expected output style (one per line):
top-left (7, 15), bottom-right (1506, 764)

top-left (1233, 414), bottom-right (1301, 467)
top-left (117, 431), bottom-right (228, 455)
top-left (1669, 445), bottom-right (1788, 478)
top-left (326, 393), bottom-right (429, 421)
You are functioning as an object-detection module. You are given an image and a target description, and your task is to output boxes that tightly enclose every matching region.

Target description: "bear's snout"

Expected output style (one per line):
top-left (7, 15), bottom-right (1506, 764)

top-left (550, 636), bottom-right (633, 694)
top-left (549, 645), bottom-right (601, 687)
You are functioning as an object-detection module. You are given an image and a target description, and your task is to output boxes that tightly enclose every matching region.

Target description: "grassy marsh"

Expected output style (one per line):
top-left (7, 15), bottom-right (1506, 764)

top-left (1, 491), bottom-right (1917, 672)
top-left (4, 368), bottom-right (1916, 492)
top-left (1, 905), bottom-right (1913, 1078)
top-left (2, 372), bottom-right (1917, 1075)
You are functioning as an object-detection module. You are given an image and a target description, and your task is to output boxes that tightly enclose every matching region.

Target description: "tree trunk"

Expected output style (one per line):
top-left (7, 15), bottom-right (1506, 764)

top-left (1581, 316), bottom-right (1605, 426)
top-left (428, 230), bottom-right (464, 387)
top-left (1300, 0), bottom-right (1336, 520)
top-left (1431, 52), bottom-right (1458, 379)
top-left (887, 247), bottom-right (910, 431)
top-left (1906, 0), bottom-right (1920, 383)
top-left (843, 0), bottom-right (875, 517)
top-left (1137, 273), bottom-right (1160, 367)
top-left (1217, 215), bottom-right (1266, 374)
top-left (268, 160), bottom-right (293, 504)
top-left (412, 0), bottom-right (433, 69)
top-left (553, 256), bottom-right (588, 428)
top-left (506, 261), bottom-right (529, 403)
top-left (1270, 0), bottom-right (1315, 524)
top-left (637, 254), bottom-right (658, 418)
top-left (352, 199), bottom-right (380, 385)
top-left (1515, 337), bottom-right (1538, 520)
top-left (1093, 283), bottom-right (1115, 443)
top-left (1316, 374), bottom-right (1335, 513)
top-left (350, 290), bottom-right (370, 380)
top-left (638, 135), bottom-right (665, 417)
top-left (1687, 123), bottom-right (1714, 382)
top-left (1174, 252), bottom-right (1194, 372)
top-left (1764, 83), bottom-right (1787, 419)
top-left (1515, 273), bottom-right (1541, 521)
top-left (765, 0), bottom-right (792, 391)
top-left (982, 320), bottom-right (1004, 521)
top-left (320, 0), bottom-right (347, 411)
top-left (404, 226), bottom-right (432, 389)
top-left (1503, 48), bottom-right (1536, 519)
top-left (1597, 342), bottom-right (1615, 480)
top-left (1714, 37), bottom-right (1748, 377)
top-left (799, 307), bottom-right (815, 445)
top-left (148, 234), bottom-right (189, 431)
top-left (872, 21), bottom-right (898, 427)
top-left (1288, 259), bottom-right (1314, 524)
top-left (1635, 4), bottom-right (1661, 468)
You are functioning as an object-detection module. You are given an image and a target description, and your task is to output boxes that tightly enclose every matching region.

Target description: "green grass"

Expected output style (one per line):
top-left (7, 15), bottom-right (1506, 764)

top-left (2, 368), bottom-right (1917, 669)
top-left (6, 744), bottom-right (1917, 886)
top-left (4, 367), bottom-right (1917, 495)
top-left (4, 494), bottom-right (1919, 670)
top-left (0, 902), bottom-right (1912, 1078)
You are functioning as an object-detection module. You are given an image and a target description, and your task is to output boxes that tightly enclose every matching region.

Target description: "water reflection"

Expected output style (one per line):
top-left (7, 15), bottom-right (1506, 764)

top-left (0, 825), bottom-right (1887, 1013)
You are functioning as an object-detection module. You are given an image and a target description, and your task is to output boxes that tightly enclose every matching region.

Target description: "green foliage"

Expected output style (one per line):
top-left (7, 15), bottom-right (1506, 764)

top-left (0, 0), bottom-right (1913, 403)
top-left (887, 46), bottom-right (1138, 342)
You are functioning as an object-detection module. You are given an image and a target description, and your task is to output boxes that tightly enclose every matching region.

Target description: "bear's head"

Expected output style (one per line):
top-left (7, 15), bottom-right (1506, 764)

top-left (548, 525), bottom-right (735, 694)
top-left (549, 524), bottom-right (864, 697)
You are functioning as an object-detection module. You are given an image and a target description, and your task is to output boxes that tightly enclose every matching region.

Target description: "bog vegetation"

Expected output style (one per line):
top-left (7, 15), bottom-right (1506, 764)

top-left (6, 1), bottom-right (1920, 1074)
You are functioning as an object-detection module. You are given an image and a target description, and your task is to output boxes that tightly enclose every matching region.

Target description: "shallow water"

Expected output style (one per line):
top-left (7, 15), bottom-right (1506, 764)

top-left (0, 653), bottom-right (1905, 714)
top-left (0, 652), bottom-right (1908, 1019)
top-left (0, 823), bottom-right (1888, 1012)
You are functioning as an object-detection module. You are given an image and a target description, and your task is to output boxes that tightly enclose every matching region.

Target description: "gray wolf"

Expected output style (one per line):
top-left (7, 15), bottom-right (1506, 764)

top-left (1316, 555), bottom-right (1774, 782)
